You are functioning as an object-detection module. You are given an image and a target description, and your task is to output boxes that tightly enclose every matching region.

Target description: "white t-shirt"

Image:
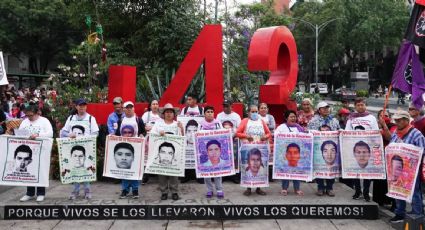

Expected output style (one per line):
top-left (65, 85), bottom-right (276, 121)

top-left (216, 112), bottom-right (241, 129)
top-left (19, 116), bottom-right (53, 138)
top-left (60, 113), bottom-right (99, 137)
top-left (180, 106), bottom-right (202, 116)
top-left (345, 114), bottom-right (379, 131)
top-left (120, 115), bottom-right (139, 137)
top-left (151, 120), bottom-right (181, 135)
top-left (142, 111), bottom-right (162, 128)
top-left (275, 124), bottom-right (300, 133)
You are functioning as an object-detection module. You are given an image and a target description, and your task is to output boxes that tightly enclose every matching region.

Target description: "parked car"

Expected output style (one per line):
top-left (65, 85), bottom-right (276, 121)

top-left (309, 83), bottom-right (328, 95)
top-left (331, 87), bottom-right (357, 101)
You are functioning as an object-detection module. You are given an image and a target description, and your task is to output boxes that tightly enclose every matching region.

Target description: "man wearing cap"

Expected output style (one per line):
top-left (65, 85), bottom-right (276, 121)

top-left (116, 101), bottom-right (146, 199)
top-left (337, 108), bottom-right (350, 129)
top-left (60, 98), bottom-right (99, 200)
top-left (217, 99), bottom-right (241, 133)
top-left (345, 98), bottom-right (379, 202)
top-left (381, 110), bottom-right (425, 223)
top-left (308, 101), bottom-right (340, 197)
top-left (107, 97), bottom-right (125, 135)
top-left (151, 103), bottom-right (184, 200)
top-left (408, 103), bottom-right (425, 136)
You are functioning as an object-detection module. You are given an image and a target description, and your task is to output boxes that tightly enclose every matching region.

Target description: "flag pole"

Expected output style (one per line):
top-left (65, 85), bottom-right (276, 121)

top-left (383, 84), bottom-right (392, 113)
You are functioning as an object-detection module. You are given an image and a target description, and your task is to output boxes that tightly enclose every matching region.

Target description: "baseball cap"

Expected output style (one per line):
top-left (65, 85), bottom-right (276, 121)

top-left (338, 108), bottom-right (350, 115)
top-left (393, 110), bottom-right (410, 120)
top-left (113, 97), bottom-right (123, 104)
top-left (75, 98), bottom-right (87, 106)
top-left (123, 101), bottom-right (134, 108)
top-left (316, 102), bottom-right (329, 110)
top-left (223, 99), bottom-right (233, 106)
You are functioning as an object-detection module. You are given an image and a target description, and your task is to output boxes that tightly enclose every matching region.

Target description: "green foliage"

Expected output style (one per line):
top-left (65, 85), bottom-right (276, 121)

top-left (356, 89), bottom-right (369, 97)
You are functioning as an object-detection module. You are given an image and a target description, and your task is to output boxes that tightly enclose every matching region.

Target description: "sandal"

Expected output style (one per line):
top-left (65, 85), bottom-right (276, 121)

top-left (280, 189), bottom-right (288, 196)
top-left (295, 190), bottom-right (304, 196)
top-left (255, 188), bottom-right (266, 195)
top-left (243, 189), bottom-right (252, 196)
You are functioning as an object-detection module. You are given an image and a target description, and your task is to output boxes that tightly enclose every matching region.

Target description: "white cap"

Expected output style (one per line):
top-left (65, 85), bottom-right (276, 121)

top-left (393, 110), bottom-right (410, 120)
top-left (123, 101), bottom-right (134, 108)
top-left (316, 102), bottom-right (329, 110)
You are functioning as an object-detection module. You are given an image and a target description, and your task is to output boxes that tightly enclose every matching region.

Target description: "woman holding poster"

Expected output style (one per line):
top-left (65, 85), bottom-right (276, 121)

top-left (236, 105), bottom-right (271, 196)
top-left (151, 103), bottom-right (184, 201)
top-left (275, 110), bottom-right (305, 196)
top-left (198, 106), bottom-right (225, 198)
top-left (18, 105), bottom-right (53, 202)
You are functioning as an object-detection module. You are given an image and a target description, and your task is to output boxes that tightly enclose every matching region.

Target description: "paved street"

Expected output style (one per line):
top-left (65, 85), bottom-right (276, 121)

top-left (325, 96), bottom-right (409, 114)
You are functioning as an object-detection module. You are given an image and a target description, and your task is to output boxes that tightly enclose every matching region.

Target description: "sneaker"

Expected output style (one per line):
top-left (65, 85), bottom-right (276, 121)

top-left (161, 193), bottom-right (168, 200)
top-left (20, 195), bottom-right (33, 202)
top-left (171, 193), bottom-right (180, 200)
top-left (69, 192), bottom-right (78, 200)
top-left (120, 190), bottom-right (128, 199)
top-left (364, 193), bottom-right (370, 202)
top-left (132, 190), bottom-right (139, 199)
top-left (352, 191), bottom-right (362, 200)
top-left (36, 195), bottom-right (45, 202)
top-left (217, 191), bottom-right (224, 199)
top-left (141, 176), bottom-right (149, 185)
top-left (315, 190), bottom-right (325, 196)
top-left (206, 191), bottom-right (213, 198)
top-left (390, 215), bottom-right (404, 223)
top-left (326, 190), bottom-right (335, 197)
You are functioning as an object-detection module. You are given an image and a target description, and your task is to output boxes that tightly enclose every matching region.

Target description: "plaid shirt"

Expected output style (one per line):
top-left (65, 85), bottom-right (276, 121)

top-left (390, 127), bottom-right (425, 148)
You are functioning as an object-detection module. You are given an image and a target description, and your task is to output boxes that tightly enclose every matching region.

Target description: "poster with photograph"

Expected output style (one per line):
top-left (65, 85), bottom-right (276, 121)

top-left (340, 130), bottom-right (385, 179)
top-left (194, 129), bottom-right (235, 178)
top-left (240, 142), bottom-right (269, 188)
top-left (385, 143), bottom-right (423, 203)
top-left (103, 135), bottom-right (145, 180)
top-left (0, 135), bottom-right (53, 187)
top-left (273, 132), bottom-right (313, 181)
top-left (234, 138), bottom-right (240, 173)
top-left (67, 120), bottom-right (91, 136)
top-left (177, 115), bottom-right (204, 169)
top-left (57, 136), bottom-right (97, 184)
top-left (311, 131), bottom-right (341, 179)
top-left (145, 133), bottom-right (185, 177)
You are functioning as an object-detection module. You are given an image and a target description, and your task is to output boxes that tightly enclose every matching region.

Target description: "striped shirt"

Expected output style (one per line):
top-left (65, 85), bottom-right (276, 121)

top-left (390, 127), bottom-right (425, 148)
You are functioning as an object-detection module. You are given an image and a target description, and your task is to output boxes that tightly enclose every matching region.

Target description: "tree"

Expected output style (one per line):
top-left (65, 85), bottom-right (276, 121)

top-left (0, 0), bottom-right (80, 74)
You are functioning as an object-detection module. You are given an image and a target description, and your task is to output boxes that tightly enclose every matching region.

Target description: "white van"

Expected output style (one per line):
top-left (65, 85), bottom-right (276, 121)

top-left (309, 83), bottom-right (329, 95)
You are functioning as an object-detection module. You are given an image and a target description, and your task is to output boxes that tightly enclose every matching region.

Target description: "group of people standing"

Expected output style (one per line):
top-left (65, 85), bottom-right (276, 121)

top-left (10, 93), bottom-right (425, 224)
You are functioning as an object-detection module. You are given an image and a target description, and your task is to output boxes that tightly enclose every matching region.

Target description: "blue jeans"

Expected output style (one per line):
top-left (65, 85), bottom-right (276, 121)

top-left (205, 177), bottom-right (223, 192)
top-left (121, 180), bottom-right (139, 192)
top-left (281, 180), bottom-right (300, 190)
top-left (316, 179), bottom-right (335, 191)
top-left (73, 182), bottom-right (91, 193)
top-left (395, 175), bottom-right (423, 217)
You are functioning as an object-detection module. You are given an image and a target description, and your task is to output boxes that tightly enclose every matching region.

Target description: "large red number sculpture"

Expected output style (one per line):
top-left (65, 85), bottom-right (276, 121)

top-left (248, 26), bottom-right (298, 124)
top-left (88, 25), bottom-right (298, 125)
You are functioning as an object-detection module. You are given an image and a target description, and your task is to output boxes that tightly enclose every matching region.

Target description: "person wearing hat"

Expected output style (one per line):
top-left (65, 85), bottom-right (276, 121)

top-left (408, 103), bottom-right (425, 136)
top-left (345, 98), bottom-right (379, 202)
top-left (307, 101), bottom-right (340, 197)
top-left (337, 108), bottom-right (351, 129)
top-left (297, 98), bottom-right (314, 129)
top-left (60, 98), bottom-right (99, 200)
top-left (107, 97), bottom-right (125, 135)
top-left (380, 110), bottom-right (425, 223)
top-left (216, 99), bottom-right (241, 133)
top-left (151, 103), bottom-right (184, 200)
top-left (115, 101), bottom-right (146, 199)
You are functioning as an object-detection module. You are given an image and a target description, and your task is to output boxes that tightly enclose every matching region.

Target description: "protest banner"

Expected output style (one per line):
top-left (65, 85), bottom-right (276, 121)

top-left (240, 142), bottom-right (269, 187)
top-left (234, 138), bottom-right (240, 173)
top-left (311, 131), bottom-right (341, 179)
top-left (273, 132), bottom-right (313, 181)
top-left (177, 115), bottom-right (204, 169)
top-left (57, 136), bottom-right (97, 184)
top-left (385, 143), bottom-right (423, 202)
top-left (145, 133), bottom-right (185, 177)
top-left (0, 52), bottom-right (8, 85)
top-left (340, 130), bottom-right (385, 179)
top-left (103, 135), bottom-right (145, 180)
top-left (0, 135), bottom-right (53, 187)
top-left (194, 129), bottom-right (235, 178)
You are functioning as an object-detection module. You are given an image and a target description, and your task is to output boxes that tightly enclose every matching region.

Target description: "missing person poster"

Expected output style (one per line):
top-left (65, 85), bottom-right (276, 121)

top-left (385, 143), bottom-right (423, 203)
top-left (0, 135), bottom-right (53, 187)
top-left (57, 136), bottom-right (97, 184)
top-left (240, 142), bottom-right (269, 188)
top-left (194, 129), bottom-right (235, 178)
top-left (311, 131), bottom-right (341, 179)
top-left (340, 130), bottom-right (385, 179)
top-left (145, 133), bottom-right (185, 177)
top-left (273, 132), bottom-right (313, 181)
top-left (177, 116), bottom-right (204, 169)
top-left (103, 135), bottom-right (145, 180)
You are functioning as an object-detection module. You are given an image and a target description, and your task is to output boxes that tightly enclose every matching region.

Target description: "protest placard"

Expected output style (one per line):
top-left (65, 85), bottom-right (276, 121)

top-left (177, 116), bottom-right (204, 169)
top-left (240, 142), bottom-right (269, 187)
top-left (311, 131), bottom-right (341, 179)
